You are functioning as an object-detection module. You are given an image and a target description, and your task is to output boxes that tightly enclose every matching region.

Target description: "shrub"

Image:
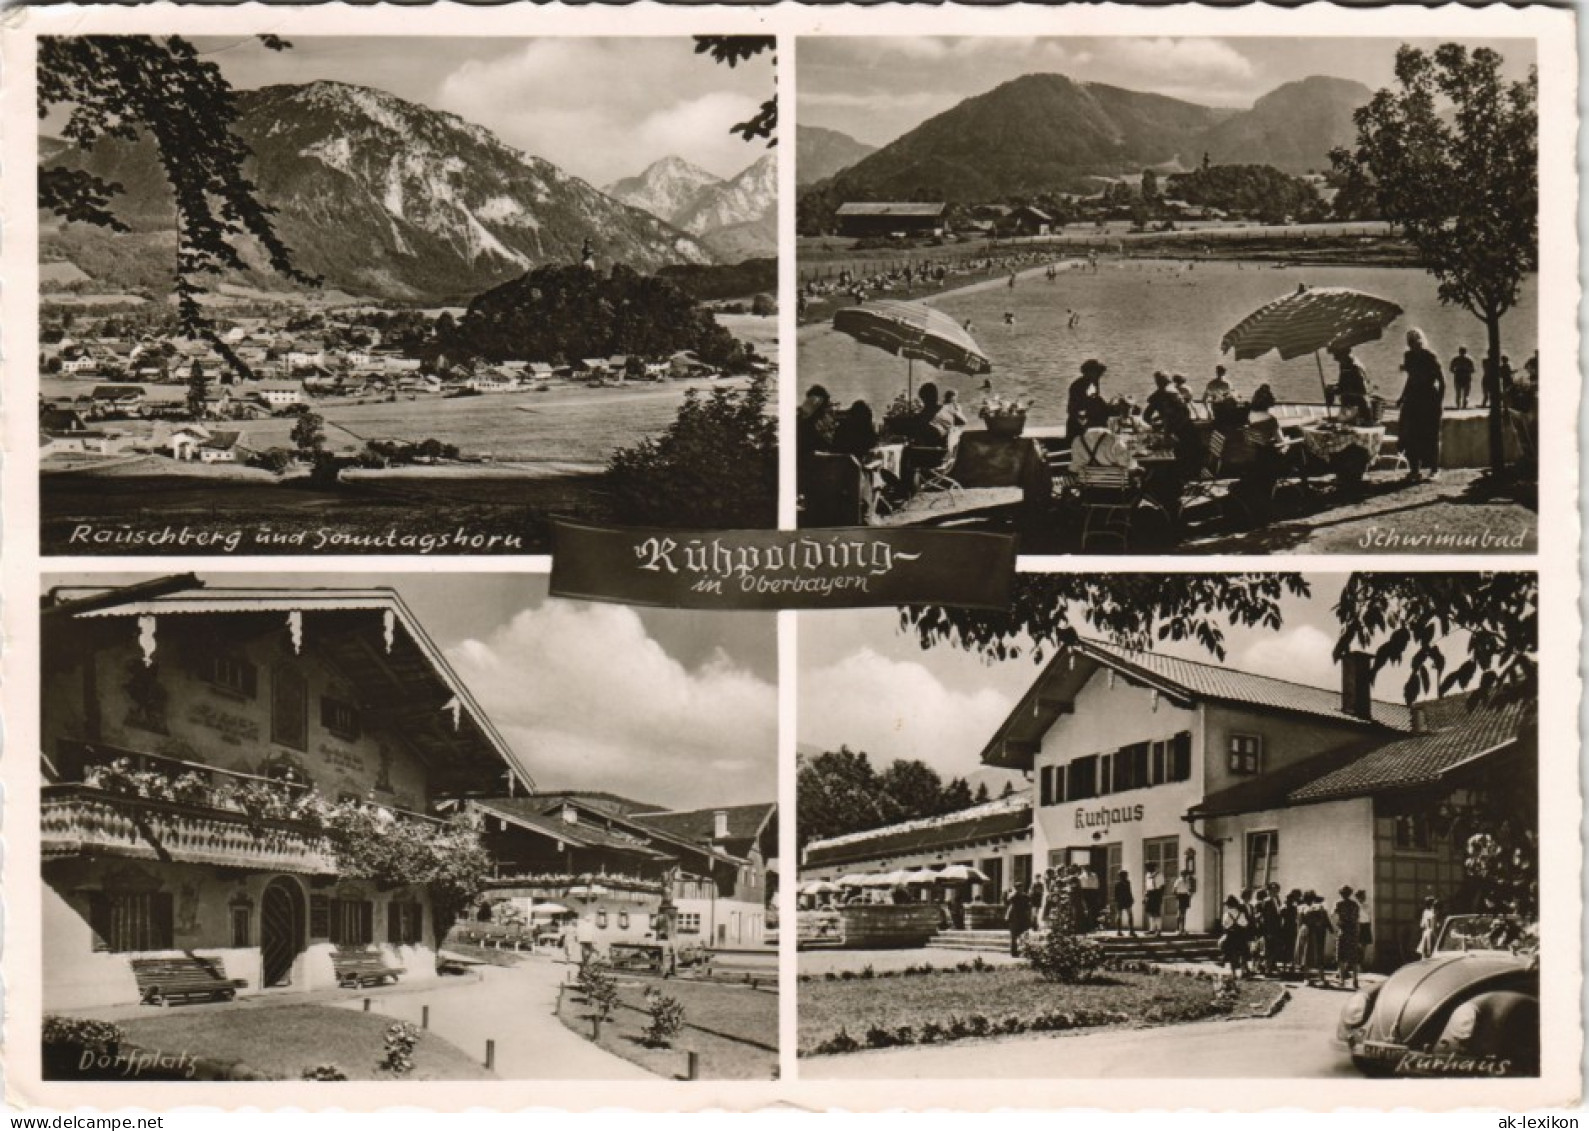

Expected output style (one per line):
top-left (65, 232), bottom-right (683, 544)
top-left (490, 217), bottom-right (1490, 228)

top-left (301, 1064), bottom-right (349, 1081)
top-left (640, 987), bottom-right (686, 1049)
top-left (1020, 927), bottom-right (1104, 983)
top-left (378, 1021), bottom-right (421, 1076)
top-left (43, 1015), bottom-right (123, 1059)
top-left (576, 957), bottom-right (619, 1020)
top-left (812, 1027), bottom-right (859, 1055)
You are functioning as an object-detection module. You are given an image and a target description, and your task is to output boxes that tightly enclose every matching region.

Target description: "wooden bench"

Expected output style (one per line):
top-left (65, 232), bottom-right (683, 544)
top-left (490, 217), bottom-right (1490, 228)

top-left (131, 956), bottom-right (248, 1006)
top-left (332, 949), bottom-right (404, 988)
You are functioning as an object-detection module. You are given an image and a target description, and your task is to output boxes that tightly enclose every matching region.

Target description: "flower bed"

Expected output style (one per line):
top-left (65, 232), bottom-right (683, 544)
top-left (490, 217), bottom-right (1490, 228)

top-left (799, 967), bottom-right (1279, 1057)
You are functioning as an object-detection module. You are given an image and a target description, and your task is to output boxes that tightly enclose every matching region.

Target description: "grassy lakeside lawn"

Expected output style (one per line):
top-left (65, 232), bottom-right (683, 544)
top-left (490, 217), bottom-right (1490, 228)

top-left (556, 980), bottom-right (778, 1080)
top-left (798, 968), bottom-right (1281, 1056)
top-left (112, 1004), bottom-right (492, 1080)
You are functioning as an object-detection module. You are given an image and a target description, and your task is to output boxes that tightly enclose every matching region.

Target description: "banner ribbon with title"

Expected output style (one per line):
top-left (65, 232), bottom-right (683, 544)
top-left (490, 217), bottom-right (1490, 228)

top-left (549, 522), bottom-right (1017, 611)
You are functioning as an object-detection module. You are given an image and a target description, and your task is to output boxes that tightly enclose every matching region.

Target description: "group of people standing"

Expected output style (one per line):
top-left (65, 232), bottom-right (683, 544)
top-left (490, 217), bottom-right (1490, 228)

top-left (1217, 883), bottom-right (1371, 989)
top-left (1004, 864), bottom-right (1197, 956)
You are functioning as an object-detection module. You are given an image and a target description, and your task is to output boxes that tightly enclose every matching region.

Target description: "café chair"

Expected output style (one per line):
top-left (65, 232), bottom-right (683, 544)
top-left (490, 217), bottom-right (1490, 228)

top-left (1076, 464), bottom-right (1140, 552)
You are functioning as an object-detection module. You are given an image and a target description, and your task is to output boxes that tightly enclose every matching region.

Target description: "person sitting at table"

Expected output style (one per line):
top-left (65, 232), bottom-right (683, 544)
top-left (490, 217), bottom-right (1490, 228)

top-left (908, 382), bottom-right (950, 446)
top-left (1331, 346), bottom-right (1372, 422)
top-left (1065, 359), bottom-right (1110, 443)
top-left (1072, 422), bottom-right (1138, 473)
top-left (830, 400), bottom-right (879, 460)
top-left (1143, 372), bottom-right (1187, 431)
top-left (933, 388), bottom-right (968, 433)
top-left (1203, 365), bottom-right (1234, 404)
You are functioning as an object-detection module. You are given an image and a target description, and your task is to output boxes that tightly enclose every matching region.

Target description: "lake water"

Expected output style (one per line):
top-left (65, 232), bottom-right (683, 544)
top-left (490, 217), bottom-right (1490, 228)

top-left (798, 260), bottom-right (1539, 426)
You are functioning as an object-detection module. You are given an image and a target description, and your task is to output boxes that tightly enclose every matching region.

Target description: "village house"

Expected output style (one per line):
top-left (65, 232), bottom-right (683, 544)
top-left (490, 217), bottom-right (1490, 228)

top-left (467, 793), bottom-right (776, 950)
top-left (800, 641), bottom-right (1535, 971)
top-left (251, 380), bottom-right (304, 408)
top-left (834, 202), bottom-right (949, 239)
top-left (40, 578), bottom-right (535, 1011)
top-left (90, 384), bottom-right (147, 416)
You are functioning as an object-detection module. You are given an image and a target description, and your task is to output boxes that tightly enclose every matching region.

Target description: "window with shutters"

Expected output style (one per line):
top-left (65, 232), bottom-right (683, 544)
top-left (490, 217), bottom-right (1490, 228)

top-left (208, 654), bottom-right (258, 699)
top-left (320, 696), bottom-right (360, 741)
top-left (1229, 734), bottom-right (1262, 775)
top-left (89, 892), bottom-right (175, 952)
top-left (1246, 830), bottom-right (1280, 889)
top-left (1039, 765), bottom-right (1056, 806)
top-left (386, 901), bottom-right (423, 945)
top-left (329, 898), bottom-right (374, 945)
top-left (271, 666), bottom-right (309, 751)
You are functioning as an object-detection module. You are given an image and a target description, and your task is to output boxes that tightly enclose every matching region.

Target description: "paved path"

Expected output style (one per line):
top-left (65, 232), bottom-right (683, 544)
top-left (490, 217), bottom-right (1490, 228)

top-left (333, 958), bottom-right (651, 1080)
top-left (802, 981), bottom-right (1361, 1079)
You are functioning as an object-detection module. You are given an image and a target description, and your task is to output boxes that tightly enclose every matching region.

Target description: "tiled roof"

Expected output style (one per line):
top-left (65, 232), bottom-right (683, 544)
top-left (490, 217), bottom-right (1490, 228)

top-left (632, 803), bottom-right (775, 846)
top-left (1289, 695), bottom-right (1532, 803)
top-left (835, 202), bottom-right (947, 217)
top-left (1088, 641), bottom-right (1413, 731)
top-left (473, 797), bottom-right (671, 858)
top-left (804, 796), bottom-right (1032, 870)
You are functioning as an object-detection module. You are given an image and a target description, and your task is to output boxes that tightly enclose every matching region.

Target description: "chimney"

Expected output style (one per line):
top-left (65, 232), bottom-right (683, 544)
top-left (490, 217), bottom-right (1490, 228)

top-left (713, 809), bottom-right (729, 840)
top-left (561, 802), bottom-right (578, 826)
top-left (1341, 651), bottom-right (1374, 720)
top-left (1409, 704), bottom-right (1428, 734)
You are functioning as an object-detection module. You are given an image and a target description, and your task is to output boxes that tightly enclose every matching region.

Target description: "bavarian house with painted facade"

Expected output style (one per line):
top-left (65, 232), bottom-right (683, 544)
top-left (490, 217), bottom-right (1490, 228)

top-left (41, 578), bottom-right (532, 1010)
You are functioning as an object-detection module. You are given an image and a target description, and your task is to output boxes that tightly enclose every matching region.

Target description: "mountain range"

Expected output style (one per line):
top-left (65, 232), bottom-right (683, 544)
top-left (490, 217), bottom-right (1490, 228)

top-left (805, 73), bottom-right (1373, 202)
top-left (796, 125), bottom-right (878, 185)
top-left (40, 80), bottom-right (723, 304)
top-left (604, 153), bottom-right (777, 262)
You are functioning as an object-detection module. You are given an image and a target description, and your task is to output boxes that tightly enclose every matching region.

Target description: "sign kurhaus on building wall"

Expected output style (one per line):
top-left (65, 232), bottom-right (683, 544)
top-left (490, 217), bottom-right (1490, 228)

top-left (550, 522), bottom-right (1016, 610)
top-left (1073, 803), bottom-right (1147, 836)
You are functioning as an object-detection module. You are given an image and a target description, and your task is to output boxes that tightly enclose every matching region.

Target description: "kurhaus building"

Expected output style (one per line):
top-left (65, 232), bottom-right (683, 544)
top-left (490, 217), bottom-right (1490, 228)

top-left (981, 641), bottom-right (1533, 963)
top-left (40, 577), bottom-right (534, 1010)
top-left (800, 640), bottom-right (1534, 971)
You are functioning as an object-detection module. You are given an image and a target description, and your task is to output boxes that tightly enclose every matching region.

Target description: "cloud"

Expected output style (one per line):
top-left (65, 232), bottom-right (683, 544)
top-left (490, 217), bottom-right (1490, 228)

top-left (1092, 38), bottom-right (1257, 97)
top-left (447, 601), bottom-right (776, 808)
top-left (433, 39), bottom-right (770, 185)
top-left (1228, 625), bottom-right (1341, 697)
top-left (799, 649), bottom-right (1014, 781)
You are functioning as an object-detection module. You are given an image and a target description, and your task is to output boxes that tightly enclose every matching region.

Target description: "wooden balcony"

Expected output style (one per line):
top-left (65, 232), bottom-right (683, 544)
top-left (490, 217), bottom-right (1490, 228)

top-left (42, 784), bottom-right (339, 875)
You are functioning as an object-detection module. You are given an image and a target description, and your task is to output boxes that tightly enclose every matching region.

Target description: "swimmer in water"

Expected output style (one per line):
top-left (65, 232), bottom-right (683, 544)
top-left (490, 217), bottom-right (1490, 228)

top-left (1004, 311), bottom-right (1016, 327)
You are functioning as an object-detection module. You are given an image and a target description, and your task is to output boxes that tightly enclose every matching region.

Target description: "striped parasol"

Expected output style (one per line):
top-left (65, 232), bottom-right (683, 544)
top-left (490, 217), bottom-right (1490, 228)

top-left (1221, 285), bottom-right (1405, 362)
top-left (1221, 284), bottom-right (1404, 406)
top-left (833, 298), bottom-right (992, 400)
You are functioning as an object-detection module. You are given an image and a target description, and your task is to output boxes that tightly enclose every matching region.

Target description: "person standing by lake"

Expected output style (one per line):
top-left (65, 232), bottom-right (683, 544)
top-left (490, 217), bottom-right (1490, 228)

top-left (1065, 359), bottom-right (1110, 442)
top-left (1397, 328), bottom-right (1447, 482)
top-left (1450, 346), bottom-right (1475, 409)
top-left (1203, 365), bottom-right (1234, 404)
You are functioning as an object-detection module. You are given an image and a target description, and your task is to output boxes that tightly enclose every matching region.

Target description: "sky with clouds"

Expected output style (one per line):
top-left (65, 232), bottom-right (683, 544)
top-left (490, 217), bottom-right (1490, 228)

top-left (48, 572), bottom-right (777, 810)
top-left (797, 574), bottom-right (1457, 788)
top-left (798, 36), bottom-right (1536, 148)
top-left (194, 36), bottom-right (774, 187)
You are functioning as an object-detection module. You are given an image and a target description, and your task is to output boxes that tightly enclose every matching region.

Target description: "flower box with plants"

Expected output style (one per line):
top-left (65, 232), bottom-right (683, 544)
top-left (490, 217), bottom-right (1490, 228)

top-left (978, 395), bottom-right (1034, 438)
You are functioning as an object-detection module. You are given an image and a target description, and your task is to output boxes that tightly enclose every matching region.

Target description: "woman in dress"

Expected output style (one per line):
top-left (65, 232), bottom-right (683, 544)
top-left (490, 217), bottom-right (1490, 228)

top-left (1397, 328), bottom-right (1447, 481)
top-left (1334, 884), bottom-right (1362, 990)
top-left (1143, 866), bottom-right (1165, 935)
top-left (1303, 892), bottom-right (1334, 986)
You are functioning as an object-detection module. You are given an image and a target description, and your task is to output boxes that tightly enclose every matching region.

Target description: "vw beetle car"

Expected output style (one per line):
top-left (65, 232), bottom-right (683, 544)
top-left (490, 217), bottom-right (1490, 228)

top-left (1338, 914), bottom-right (1538, 1076)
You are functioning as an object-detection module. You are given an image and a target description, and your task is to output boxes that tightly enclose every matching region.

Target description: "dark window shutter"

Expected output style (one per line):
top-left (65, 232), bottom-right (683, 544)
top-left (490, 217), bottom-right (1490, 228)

top-left (1100, 754), bottom-right (1113, 794)
top-left (152, 891), bottom-right (175, 950)
top-left (242, 661), bottom-right (258, 698)
top-left (310, 894), bottom-right (330, 939)
top-left (360, 901), bottom-right (374, 945)
top-left (387, 902), bottom-right (400, 944)
top-left (1173, 732), bottom-right (1192, 781)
